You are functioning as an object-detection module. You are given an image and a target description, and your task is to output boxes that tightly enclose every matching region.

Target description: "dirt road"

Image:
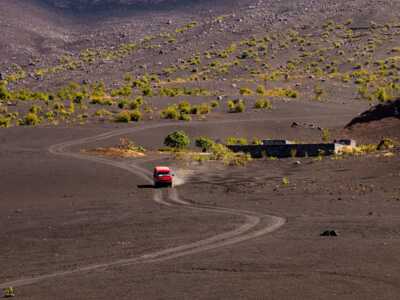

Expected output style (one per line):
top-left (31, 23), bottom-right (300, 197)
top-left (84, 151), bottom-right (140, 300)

top-left (0, 122), bottom-right (285, 289)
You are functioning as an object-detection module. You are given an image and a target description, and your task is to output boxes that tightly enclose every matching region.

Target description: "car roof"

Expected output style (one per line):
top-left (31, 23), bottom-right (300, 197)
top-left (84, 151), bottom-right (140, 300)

top-left (154, 166), bottom-right (171, 172)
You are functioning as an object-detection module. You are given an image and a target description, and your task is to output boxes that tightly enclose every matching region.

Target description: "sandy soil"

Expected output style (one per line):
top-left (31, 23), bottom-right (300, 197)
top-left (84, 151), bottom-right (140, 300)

top-left (0, 99), bottom-right (399, 299)
top-left (1, 1), bottom-right (399, 298)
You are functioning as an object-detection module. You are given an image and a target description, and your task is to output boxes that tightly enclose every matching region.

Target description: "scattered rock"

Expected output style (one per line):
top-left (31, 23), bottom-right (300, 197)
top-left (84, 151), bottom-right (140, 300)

top-left (291, 122), bottom-right (299, 128)
top-left (320, 230), bottom-right (338, 237)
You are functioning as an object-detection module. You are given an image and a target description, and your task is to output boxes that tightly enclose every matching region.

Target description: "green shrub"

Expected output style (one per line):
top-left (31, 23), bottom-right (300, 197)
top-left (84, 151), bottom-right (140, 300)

top-left (0, 83), bottom-right (11, 100)
top-left (23, 112), bottom-right (41, 126)
top-left (377, 138), bottom-right (396, 150)
top-left (164, 131), bottom-right (190, 149)
top-left (119, 137), bottom-right (146, 152)
top-left (256, 85), bottom-right (266, 95)
top-left (282, 177), bottom-right (290, 186)
top-left (3, 287), bottom-right (15, 298)
top-left (210, 143), bottom-right (252, 166)
top-left (159, 87), bottom-right (181, 97)
top-left (226, 137), bottom-right (248, 145)
top-left (141, 86), bottom-right (153, 96)
top-left (254, 99), bottom-right (272, 109)
top-left (111, 85), bottom-right (132, 97)
top-left (322, 128), bottom-right (330, 143)
top-left (179, 113), bottom-right (192, 121)
top-left (95, 109), bottom-right (112, 117)
top-left (53, 103), bottom-right (62, 110)
top-left (178, 101), bottom-right (191, 114)
top-left (45, 111), bottom-right (55, 121)
top-left (129, 101), bottom-right (140, 110)
top-left (161, 105), bottom-right (180, 120)
top-left (115, 110), bottom-right (131, 122)
top-left (134, 96), bottom-right (144, 105)
top-left (130, 110), bottom-right (142, 122)
top-left (78, 113), bottom-right (89, 121)
top-left (236, 100), bottom-right (245, 113)
top-left (252, 138), bottom-right (262, 145)
top-left (191, 103), bottom-right (210, 115)
top-left (285, 89), bottom-right (298, 98)
top-left (74, 93), bottom-right (84, 104)
top-left (239, 87), bottom-right (253, 96)
top-left (227, 100), bottom-right (235, 111)
top-left (228, 99), bottom-right (246, 113)
top-left (118, 99), bottom-right (129, 109)
top-left (31, 92), bottom-right (49, 102)
top-left (210, 100), bottom-right (219, 108)
top-left (29, 105), bottom-right (42, 114)
top-left (91, 98), bottom-right (113, 105)
top-left (0, 116), bottom-right (11, 127)
top-left (195, 136), bottom-right (215, 152)
top-left (314, 85), bottom-right (324, 101)
top-left (375, 87), bottom-right (392, 102)
top-left (161, 100), bottom-right (211, 119)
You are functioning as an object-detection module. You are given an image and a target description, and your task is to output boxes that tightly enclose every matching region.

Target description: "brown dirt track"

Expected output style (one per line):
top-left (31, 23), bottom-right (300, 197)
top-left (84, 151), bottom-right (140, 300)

top-left (1, 101), bottom-right (400, 299)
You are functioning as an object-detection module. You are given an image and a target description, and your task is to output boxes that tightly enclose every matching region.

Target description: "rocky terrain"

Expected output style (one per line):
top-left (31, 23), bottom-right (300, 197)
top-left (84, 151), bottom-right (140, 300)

top-left (1, 0), bottom-right (400, 134)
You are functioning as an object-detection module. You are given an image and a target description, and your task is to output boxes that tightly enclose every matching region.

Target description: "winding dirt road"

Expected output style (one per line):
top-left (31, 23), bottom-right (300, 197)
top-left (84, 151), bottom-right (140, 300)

top-left (0, 122), bottom-right (285, 289)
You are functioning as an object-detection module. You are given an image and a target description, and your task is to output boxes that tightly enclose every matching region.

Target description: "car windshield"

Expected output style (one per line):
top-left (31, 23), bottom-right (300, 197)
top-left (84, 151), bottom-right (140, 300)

top-left (157, 171), bottom-right (170, 176)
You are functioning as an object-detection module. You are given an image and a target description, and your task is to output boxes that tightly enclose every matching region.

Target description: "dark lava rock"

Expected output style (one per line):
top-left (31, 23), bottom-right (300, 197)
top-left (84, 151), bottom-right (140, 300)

top-left (346, 98), bottom-right (400, 128)
top-left (320, 230), bottom-right (338, 237)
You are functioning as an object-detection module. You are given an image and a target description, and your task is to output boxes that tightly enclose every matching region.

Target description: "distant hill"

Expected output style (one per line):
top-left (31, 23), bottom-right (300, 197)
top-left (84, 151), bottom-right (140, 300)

top-left (43, 0), bottom-right (204, 10)
top-left (46, 0), bottom-right (171, 8)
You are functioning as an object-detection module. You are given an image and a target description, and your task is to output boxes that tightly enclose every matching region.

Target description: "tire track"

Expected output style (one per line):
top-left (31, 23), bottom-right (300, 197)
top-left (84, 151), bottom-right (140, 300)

top-left (0, 121), bottom-right (285, 289)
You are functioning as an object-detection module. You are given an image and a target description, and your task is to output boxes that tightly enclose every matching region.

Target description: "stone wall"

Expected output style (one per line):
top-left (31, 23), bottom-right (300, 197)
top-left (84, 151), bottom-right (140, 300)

top-left (227, 143), bottom-right (344, 158)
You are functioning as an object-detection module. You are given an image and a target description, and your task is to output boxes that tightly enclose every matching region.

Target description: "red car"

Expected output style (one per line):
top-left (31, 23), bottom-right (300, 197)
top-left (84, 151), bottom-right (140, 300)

top-left (153, 166), bottom-right (174, 188)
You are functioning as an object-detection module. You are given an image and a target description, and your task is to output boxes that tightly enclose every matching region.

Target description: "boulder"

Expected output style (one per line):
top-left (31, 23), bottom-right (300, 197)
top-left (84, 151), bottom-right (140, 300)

top-left (320, 230), bottom-right (338, 237)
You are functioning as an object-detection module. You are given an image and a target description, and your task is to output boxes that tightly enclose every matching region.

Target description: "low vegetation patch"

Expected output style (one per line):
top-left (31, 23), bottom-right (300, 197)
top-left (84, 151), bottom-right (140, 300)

top-left (254, 99), bottom-right (272, 109)
top-left (160, 101), bottom-right (212, 120)
top-left (227, 99), bottom-right (246, 113)
top-left (163, 131), bottom-right (252, 166)
top-left (338, 139), bottom-right (397, 156)
top-left (115, 110), bottom-right (142, 122)
top-left (82, 137), bottom-right (146, 158)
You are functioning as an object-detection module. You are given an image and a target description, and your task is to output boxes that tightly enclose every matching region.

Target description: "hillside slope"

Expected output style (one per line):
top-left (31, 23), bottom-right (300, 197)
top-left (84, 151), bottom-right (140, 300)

top-left (0, 0), bottom-right (75, 69)
top-left (1, 0), bottom-right (400, 130)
